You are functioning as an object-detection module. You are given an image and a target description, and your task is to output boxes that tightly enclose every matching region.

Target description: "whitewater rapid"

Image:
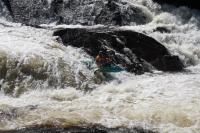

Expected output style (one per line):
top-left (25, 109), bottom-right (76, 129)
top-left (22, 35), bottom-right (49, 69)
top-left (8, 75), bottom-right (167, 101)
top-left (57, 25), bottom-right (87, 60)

top-left (1, 0), bottom-right (200, 133)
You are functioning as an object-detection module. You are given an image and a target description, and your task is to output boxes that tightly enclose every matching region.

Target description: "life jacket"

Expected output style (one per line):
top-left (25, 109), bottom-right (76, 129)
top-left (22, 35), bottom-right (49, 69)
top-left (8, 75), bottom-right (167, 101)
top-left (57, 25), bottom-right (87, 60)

top-left (96, 55), bottom-right (111, 67)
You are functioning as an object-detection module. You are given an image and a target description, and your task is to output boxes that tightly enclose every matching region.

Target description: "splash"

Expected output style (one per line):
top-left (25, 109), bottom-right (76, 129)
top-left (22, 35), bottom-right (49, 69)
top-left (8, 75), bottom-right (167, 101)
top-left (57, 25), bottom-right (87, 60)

top-left (0, 22), bottom-right (100, 97)
top-left (1, 0), bottom-right (200, 132)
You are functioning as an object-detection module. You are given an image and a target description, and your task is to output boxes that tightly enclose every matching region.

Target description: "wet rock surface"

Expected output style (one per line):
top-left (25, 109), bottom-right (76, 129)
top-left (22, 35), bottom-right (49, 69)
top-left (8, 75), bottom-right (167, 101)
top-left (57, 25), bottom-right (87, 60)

top-left (54, 27), bottom-right (184, 74)
top-left (2, 0), bottom-right (152, 26)
top-left (6, 0), bottom-right (52, 25)
top-left (2, 125), bottom-right (157, 133)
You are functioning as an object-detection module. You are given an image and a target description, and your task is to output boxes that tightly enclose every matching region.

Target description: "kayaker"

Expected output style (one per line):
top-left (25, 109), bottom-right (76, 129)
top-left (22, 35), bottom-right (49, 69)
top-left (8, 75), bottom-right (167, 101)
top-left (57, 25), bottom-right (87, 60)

top-left (95, 49), bottom-right (124, 74)
top-left (95, 50), bottom-right (112, 68)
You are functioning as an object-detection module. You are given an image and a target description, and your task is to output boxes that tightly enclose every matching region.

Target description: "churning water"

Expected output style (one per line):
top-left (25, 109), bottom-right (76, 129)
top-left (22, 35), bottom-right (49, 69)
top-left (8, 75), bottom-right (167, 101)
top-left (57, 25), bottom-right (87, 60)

top-left (0, 0), bottom-right (200, 132)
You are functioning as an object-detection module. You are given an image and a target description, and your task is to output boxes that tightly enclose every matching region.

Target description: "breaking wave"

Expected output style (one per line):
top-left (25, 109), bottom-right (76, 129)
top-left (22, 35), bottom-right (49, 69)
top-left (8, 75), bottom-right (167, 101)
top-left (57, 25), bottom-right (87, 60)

top-left (0, 0), bottom-right (200, 132)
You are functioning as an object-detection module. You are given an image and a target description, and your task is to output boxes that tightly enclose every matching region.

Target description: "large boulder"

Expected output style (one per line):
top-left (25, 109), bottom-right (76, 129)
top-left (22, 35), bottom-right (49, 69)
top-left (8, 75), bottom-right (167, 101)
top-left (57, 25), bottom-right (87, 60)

top-left (152, 0), bottom-right (200, 10)
top-left (53, 27), bottom-right (184, 74)
top-left (2, 0), bottom-right (152, 26)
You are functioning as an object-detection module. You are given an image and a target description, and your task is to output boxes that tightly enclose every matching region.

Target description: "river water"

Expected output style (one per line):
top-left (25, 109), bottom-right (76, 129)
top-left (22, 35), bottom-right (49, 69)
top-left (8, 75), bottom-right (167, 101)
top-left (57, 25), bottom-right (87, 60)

top-left (0, 0), bottom-right (200, 133)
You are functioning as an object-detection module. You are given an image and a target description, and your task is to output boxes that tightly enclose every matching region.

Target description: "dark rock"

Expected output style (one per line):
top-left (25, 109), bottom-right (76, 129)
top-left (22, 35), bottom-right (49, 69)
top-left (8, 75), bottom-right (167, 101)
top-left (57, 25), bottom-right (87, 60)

top-left (153, 27), bottom-right (171, 33)
top-left (3, 0), bottom-right (152, 26)
top-left (2, 124), bottom-right (157, 133)
top-left (152, 55), bottom-right (183, 71)
top-left (152, 0), bottom-right (200, 10)
top-left (53, 27), bottom-right (184, 73)
top-left (94, 0), bottom-right (152, 26)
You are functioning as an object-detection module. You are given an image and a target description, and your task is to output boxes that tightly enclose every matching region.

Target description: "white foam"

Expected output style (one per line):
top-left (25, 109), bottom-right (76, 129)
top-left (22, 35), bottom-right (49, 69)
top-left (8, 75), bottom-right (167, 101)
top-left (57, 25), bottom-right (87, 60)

top-left (1, 0), bottom-right (200, 132)
top-left (121, 3), bottom-right (200, 66)
top-left (1, 70), bottom-right (200, 132)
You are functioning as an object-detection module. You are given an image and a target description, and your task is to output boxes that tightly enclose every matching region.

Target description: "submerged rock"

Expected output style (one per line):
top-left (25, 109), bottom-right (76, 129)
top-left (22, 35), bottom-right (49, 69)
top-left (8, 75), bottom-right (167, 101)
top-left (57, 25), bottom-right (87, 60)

top-left (153, 27), bottom-right (171, 33)
top-left (3, 0), bottom-right (152, 26)
top-left (54, 27), bottom-right (184, 74)
top-left (2, 124), bottom-right (157, 133)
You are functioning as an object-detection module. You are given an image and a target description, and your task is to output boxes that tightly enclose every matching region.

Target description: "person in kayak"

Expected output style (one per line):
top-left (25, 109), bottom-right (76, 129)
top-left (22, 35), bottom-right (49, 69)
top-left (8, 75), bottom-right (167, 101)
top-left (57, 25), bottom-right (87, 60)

top-left (96, 50), bottom-right (113, 68)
